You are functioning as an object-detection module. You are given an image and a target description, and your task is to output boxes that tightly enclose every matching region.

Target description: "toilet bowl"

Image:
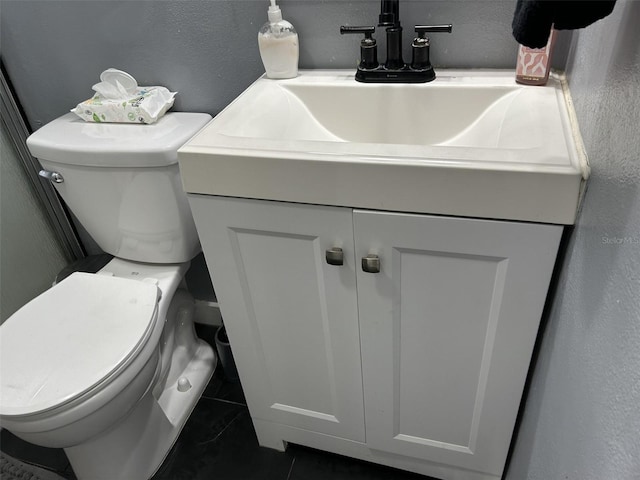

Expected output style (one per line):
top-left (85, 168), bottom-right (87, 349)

top-left (1, 259), bottom-right (216, 479)
top-left (0, 112), bottom-right (215, 479)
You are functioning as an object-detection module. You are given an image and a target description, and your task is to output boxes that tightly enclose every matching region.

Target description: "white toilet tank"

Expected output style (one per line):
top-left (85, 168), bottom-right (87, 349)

top-left (27, 112), bottom-right (212, 263)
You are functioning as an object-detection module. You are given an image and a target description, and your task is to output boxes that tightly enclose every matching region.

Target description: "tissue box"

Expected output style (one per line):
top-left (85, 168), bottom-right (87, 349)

top-left (71, 86), bottom-right (176, 124)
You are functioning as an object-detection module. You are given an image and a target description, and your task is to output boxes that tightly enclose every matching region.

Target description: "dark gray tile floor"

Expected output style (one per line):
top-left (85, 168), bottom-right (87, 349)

top-left (1, 325), bottom-right (431, 480)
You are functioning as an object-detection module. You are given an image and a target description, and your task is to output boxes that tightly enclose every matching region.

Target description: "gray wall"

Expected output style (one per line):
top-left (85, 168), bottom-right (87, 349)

top-left (506, 1), bottom-right (640, 479)
top-left (0, 125), bottom-right (69, 322)
top-left (0, 0), bottom-right (523, 129)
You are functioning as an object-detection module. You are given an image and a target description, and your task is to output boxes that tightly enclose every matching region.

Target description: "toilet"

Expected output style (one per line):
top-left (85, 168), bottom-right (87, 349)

top-left (0, 112), bottom-right (215, 480)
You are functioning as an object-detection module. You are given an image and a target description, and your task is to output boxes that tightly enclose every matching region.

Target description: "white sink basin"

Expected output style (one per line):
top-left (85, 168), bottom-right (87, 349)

top-left (217, 79), bottom-right (540, 149)
top-left (179, 70), bottom-right (587, 224)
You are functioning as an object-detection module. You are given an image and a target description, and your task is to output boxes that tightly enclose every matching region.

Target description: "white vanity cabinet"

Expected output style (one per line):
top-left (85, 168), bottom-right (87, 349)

top-left (178, 69), bottom-right (585, 480)
top-left (188, 194), bottom-right (563, 480)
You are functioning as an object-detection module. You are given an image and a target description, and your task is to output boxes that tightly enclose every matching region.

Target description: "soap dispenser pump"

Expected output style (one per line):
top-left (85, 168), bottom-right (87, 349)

top-left (258, 0), bottom-right (299, 79)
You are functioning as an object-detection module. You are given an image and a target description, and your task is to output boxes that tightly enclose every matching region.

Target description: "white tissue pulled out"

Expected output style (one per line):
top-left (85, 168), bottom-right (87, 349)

top-left (71, 69), bottom-right (176, 124)
top-left (92, 79), bottom-right (136, 100)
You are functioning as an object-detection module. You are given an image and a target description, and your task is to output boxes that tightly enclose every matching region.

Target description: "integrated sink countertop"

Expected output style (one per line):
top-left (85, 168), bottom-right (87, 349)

top-left (178, 70), bottom-right (587, 224)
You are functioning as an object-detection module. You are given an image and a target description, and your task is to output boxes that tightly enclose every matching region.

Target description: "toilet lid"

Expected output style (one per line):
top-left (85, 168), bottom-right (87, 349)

top-left (0, 272), bottom-right (160, 417)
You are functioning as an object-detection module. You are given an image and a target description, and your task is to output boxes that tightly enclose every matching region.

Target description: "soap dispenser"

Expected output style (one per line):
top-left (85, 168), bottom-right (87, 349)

top-left (258, 0), bottom-right (299, 79)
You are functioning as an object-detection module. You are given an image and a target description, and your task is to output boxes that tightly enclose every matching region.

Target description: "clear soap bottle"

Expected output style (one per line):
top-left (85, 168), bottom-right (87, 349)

top-left (258, 0), bottom-right (299, 79)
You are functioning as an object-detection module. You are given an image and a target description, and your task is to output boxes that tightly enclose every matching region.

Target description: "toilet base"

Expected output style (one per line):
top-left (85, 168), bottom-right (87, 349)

top-left (64, 340), bottom-right (216, 480)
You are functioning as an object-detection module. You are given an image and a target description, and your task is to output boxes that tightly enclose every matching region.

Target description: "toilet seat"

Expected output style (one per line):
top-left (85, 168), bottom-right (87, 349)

top-left (0, 272), bottom-right (160, 417)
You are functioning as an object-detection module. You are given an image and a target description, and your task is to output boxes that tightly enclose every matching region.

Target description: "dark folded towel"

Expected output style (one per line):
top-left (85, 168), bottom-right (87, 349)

top-left (513, 0), bottom-right (617, 48)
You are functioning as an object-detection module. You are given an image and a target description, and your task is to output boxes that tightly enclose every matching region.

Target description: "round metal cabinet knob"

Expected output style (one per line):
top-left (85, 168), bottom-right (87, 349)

top-left (362, 254), bottom-right (380, 273)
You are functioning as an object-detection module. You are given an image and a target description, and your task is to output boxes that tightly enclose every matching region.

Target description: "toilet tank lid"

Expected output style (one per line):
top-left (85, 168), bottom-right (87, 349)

top-left (0, 272), bottom-right (160, 417)
top-left (26, 112), bottom-right (212, 167)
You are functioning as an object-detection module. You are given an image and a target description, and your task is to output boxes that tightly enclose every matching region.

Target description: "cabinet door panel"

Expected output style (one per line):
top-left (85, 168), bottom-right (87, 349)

top-left (354, 210), bottom-right (562, 475)
top-left (189, 195), bottom-right (365, 441)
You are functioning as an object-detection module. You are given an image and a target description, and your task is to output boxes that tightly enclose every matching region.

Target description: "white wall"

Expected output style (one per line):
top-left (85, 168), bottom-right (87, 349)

top-left (507, 1), bottom-right (640, 478)
top-left (0, 126), bottom-right (69, 322)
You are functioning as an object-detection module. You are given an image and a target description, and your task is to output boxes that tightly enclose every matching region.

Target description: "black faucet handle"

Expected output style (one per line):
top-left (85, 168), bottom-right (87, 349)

top-left (340, 26), bottom-right (376, 39)
top-left (411, 24), bottom-right (452, 73)
top-left (415, 24), bottom-right (453, 37)
top-left (340, 26), bottom-right (379, 70)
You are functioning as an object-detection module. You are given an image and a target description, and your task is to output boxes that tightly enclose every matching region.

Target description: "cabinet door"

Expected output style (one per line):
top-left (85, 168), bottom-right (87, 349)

top-left (188, 195), bottom-right (365, 442)
top-left (354, 210), bottom-right (562, 476)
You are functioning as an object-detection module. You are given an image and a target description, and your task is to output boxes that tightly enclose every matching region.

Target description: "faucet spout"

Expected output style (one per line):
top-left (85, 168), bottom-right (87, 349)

top-left (379, 0), bottom-right (400, 27)
top-left (379, 0), bottom-right (403, 69)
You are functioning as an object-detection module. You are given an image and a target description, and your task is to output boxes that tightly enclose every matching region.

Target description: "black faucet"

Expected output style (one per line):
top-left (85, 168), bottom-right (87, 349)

top-left (340, 0), bottom-right (452, 83)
